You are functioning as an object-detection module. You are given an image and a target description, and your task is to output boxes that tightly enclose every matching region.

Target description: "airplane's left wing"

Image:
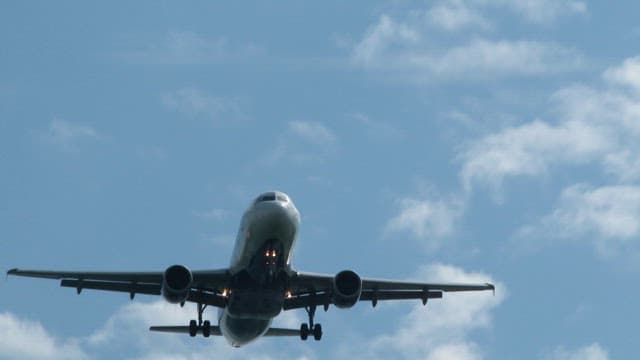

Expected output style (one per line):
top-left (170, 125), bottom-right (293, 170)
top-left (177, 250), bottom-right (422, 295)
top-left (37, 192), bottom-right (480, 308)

top-left (284, 271), bottom-right (494, 310)
top-left (6, 268), bottom-right (230, 307)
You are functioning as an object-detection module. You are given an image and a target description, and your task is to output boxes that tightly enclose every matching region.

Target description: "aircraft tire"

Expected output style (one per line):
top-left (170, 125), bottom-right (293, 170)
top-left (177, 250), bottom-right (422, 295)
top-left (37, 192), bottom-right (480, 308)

top-left (313, 324), bottom-right (322, 341)
top-left (189, 320), bottom-right (198, 337)
top-left (203, 320), bottom-right (211, 338)
top-left (300, 323), bottom-right (309, 340)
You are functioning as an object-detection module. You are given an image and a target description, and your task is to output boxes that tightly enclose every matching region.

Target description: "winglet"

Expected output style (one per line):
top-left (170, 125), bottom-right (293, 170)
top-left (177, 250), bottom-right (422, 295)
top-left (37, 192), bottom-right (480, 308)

top-left (487, 283), bottom-right (495, 296)
top-left (6, 268), bottom-right (17, 280)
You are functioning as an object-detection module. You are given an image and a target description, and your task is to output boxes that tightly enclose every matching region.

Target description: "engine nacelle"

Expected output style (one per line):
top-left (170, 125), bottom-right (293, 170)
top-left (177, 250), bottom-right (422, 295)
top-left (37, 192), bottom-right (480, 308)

top-left (162, 264), bottom-right (193, 304)
top-left (332, 270), bottom-right (362, 308)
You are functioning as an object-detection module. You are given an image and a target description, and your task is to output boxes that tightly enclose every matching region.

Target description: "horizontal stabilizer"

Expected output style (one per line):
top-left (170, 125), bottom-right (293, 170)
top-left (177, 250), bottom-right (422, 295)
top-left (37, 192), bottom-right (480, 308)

top-left (264, 327), bottom-right (301, 337)
top-left (149, 325), bottom-right (222, 336)
top-left (149, 325), bottom-right (301, 337)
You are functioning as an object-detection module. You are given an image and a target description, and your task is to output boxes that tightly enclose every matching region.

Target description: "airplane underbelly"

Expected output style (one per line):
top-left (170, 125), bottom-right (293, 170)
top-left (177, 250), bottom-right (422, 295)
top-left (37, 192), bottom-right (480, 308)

top-left (219, 310), bottom-right (272, 347)
top-left (227, 289), bottom-right (283, 319)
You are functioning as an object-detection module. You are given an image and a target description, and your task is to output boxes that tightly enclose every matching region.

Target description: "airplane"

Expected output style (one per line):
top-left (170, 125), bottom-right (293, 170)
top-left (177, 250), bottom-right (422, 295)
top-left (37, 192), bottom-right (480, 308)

top-left (7, 191), bottom-right (494, 348)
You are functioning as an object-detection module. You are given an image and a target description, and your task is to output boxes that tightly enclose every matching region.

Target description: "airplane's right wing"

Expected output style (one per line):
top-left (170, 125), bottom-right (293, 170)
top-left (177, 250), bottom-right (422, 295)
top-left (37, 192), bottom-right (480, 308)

top-left (284, 271), bottom-right (494, 310)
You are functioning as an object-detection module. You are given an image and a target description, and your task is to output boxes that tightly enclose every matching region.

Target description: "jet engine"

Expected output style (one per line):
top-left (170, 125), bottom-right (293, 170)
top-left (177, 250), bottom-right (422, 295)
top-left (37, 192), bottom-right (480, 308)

top-left (162, 264), bottom-right (193, 304)
top-left (332, 270), bottom-right (362, 308)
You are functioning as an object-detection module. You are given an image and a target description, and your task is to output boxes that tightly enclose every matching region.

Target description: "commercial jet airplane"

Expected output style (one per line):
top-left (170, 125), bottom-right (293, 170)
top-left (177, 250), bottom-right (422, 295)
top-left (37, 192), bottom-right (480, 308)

top-left (7, 191), bottom-right (494, 347)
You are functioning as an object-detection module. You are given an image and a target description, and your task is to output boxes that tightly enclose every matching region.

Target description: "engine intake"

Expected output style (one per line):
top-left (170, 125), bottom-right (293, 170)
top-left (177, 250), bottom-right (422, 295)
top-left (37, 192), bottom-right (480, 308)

top-left (332, 270), bottom-right (362, 308)
top-left (162, 264), bottom-right (193, 304)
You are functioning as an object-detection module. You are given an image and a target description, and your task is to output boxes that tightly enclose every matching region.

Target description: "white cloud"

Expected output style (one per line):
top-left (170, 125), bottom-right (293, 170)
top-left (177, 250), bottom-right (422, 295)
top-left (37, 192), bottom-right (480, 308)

top-left (120, 30), bottom-right (264, 65)
top-left (386, 195), bottom-right (464, 251)
top-left (162, 88), bottom-right (244, 124)
top-left (603, 56), bottom-right (640, 92)
top-left (517, 184), bottom-right (640, 256)
top-left (351, 16), bottom-right (584, 81)
top-left (351, 15), bottom-right (419, 69)
top-left (460, 119), bottom-right (610, 193)
top-left (493, 0), bottom-right (587, 24)
top-left (427, 0), bottom-right (492, 31)
top-left (288, 121), bottom-right (337, 146)
top-left (0, 312), bottom-right (86, 360)
top-left (262, 121), bottom-right (337, 166)
top-left (193, 208), bottom-right (230, 221)
top-left (431, 39), bottom-right (583, 77)
top-left (546, 343), bottom-right (609, 360)
top-left (351, 113), bottom-right (404, 142)
top-left (39, 119), bottom-right (100, 149)
top-left (425, 342), bottom-right (481, 360)
top-left (349, 1), bottom-right (586, 82)
top-left (340, 264), bottom-right (504, 360)
top-left (461, 55), bottom-right (640, 193)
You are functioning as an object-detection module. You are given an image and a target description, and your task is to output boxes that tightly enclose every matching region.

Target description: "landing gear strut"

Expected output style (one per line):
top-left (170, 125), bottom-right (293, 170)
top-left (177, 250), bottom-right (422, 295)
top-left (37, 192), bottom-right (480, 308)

top-left (300, 305), bottom-right (322, 341)
top-left (189, 303), bottom-right (211, 338)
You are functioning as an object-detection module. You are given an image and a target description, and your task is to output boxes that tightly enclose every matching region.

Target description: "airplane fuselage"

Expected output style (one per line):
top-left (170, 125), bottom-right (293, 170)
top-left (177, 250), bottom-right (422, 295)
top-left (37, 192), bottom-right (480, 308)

top-left (218, 191), bottom-right (300, 347)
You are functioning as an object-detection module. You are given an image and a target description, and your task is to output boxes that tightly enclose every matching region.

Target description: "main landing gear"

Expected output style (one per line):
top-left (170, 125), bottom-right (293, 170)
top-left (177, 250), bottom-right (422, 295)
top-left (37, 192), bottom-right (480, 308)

top-left (189, 303), bottom-right (211, 338)
top-left (300, 305), bottom-right (322, 341)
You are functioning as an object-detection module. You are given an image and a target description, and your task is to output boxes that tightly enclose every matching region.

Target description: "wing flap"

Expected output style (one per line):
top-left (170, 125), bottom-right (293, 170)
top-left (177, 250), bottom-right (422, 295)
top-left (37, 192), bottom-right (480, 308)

top-left (359, 290), bottom-right (443, 301)
top-left (61, 279), bottom-right (160, 296)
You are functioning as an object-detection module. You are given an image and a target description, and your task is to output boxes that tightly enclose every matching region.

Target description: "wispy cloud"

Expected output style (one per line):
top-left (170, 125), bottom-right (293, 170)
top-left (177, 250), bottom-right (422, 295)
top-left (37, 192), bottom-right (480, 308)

top-left (263, 121), bottom-right (338, 166)
top-left (351, 113), bottom-right (404, 142)
top-left (288, 121), bottom-right (337, 146)
top-left (496, 0), bottom-right (587, 25)
top-left (459, 119), bottom-right (610, 195)
top-left (516, 184), bottom-right (640, 257)
top-left (426, 1), bottom-right (492, 31)
top-left (457, 56), bottom-right (640, 257)
top-left (161, 88), bottom-right (245, 124)
top-left (38, 119), bottom-right (100, 150)
top-left (460, 55), bottom-right (640, 194)
top-left (118, 30), bottom-right (265, 65)
top-left (349, 2), bottom-right (586, 82)
top-left (385, 194), bottom-right (465, 251)
top-left (193, 208), bottom-right (230, 221)
top-left (545, 343), bottom-right (609, 360)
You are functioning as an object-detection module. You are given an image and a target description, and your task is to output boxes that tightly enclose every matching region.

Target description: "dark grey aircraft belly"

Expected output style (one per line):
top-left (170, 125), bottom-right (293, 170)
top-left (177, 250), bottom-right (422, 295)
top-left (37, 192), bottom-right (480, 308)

top-left (219, 311), bottom-right (272, 347)
top-left (227, 288), bottom-right (284, 319)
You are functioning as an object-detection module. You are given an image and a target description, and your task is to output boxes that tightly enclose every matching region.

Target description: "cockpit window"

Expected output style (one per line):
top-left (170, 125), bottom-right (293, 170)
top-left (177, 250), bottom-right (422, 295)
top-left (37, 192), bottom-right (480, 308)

top-left (255, 192), bottom-right (277, 204)
top-left (254, 192), bottom-right (288, 205)
top-left (261, 193), bottom-right (277, 202)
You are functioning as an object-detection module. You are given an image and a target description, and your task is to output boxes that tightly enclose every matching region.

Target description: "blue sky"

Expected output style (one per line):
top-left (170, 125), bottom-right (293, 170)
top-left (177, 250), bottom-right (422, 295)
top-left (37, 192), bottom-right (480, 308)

top-left (1, 1), bottom-right (639, 359)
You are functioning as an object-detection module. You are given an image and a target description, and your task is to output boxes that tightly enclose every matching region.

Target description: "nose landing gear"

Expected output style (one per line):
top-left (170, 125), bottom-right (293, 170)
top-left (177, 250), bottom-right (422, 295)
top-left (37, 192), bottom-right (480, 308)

top-left (300, 305), bottom-right (322, 341)
top-left (264, 246), bottom-right (279, 281)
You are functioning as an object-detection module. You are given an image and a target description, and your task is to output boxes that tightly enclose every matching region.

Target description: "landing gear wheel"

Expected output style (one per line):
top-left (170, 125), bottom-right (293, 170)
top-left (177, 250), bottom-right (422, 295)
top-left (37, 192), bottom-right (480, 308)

top-left (202, 320), bottom-right (211, 338)
top-left (312, 324), bottom-right (322, 341)
top-left (300, 323), bottom-right (309, 340)
top-left (189, 320), bottom-right (197, 337)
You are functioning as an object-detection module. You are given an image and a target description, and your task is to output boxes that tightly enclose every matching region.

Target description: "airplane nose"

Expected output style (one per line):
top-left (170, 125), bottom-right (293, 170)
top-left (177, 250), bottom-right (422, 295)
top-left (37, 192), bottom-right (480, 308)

top-left (250, 202), bottom-right (298, 238)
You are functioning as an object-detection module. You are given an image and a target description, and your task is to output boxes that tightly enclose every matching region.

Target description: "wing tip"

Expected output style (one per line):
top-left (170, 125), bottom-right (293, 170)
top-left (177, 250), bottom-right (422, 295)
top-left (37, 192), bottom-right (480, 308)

top-left (486, 283), bottom-right (495, 295)
top-left (6, 268), bottom-right (18, 276)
